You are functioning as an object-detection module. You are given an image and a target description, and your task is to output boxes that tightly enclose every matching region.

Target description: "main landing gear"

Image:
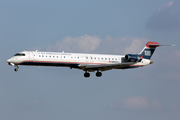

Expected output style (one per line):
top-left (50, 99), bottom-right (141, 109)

top-left (96, 71), bottom-right (102, 77)
top-left (84, 71), bottom-right (102, 78)
top-left (84, 72), bottom-right (90, 78)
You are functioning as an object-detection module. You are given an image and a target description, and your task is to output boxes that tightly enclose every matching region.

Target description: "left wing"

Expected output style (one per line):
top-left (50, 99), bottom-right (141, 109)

top-left (78, 62), bottom-right (134, 72)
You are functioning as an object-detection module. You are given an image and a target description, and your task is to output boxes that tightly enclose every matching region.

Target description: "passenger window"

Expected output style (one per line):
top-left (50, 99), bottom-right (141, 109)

top-left (115, 58), bottom-right (117, 60)
top-left (86, 57), bottom-right (88, 59)
top-left (77, 57), bottom-right (79, 59)
top-left (102, 58), bottom-right (103, 60)
top-left (112, 58), bottom-right (114, 60)
top-left (91, 57), bottom-right (93, 59)
top-left (49, 56), bottom-right (51, 57)
top-left (105, 58), bottom-right (107, 60)
top-left (39, 55), bottom-right (41, 57)
top-left (64, 56), bottom-right (66, 58)
top-left (109, 58), bottom-right (110, 60)
top-left (57, 56), bottom-right (58, 58)
top-left (42, 55), bottom-right (44, 57)
top-left (94, 57), bottom-right (96, 59)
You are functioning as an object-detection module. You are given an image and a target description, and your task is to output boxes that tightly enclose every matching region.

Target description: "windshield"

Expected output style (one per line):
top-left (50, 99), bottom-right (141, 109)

top-left (14, 53), bottom-right (26, 56)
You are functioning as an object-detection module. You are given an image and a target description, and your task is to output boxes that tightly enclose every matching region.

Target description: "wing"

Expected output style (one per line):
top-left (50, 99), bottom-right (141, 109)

top-left (78, 63), bottom-right (134, 72)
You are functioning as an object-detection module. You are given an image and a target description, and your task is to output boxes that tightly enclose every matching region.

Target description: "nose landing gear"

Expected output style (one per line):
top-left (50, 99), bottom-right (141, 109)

top-left (14, 65), bottom-right (19, 72)
top-left (14, 68), bottom-right (18, 72)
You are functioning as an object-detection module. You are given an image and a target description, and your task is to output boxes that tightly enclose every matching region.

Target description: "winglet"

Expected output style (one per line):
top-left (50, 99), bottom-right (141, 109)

top-left (139, 41), bottom-right (174, 60)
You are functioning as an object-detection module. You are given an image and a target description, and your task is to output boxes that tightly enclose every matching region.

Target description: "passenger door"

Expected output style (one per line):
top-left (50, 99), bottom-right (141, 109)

top-left (28, 52), bottom-right (34, 61)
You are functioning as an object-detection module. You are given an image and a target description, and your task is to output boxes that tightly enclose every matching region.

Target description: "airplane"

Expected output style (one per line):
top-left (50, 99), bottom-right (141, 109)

top-left (6, 41), bottom-right (172, 78)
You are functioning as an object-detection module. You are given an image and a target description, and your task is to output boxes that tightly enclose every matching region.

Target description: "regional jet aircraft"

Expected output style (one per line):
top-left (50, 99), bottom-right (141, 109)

top-left (6, 42), bottom-right (171, 78)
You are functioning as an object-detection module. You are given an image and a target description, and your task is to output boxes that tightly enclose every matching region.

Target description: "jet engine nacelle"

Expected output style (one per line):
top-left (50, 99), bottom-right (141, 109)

top-left (124, 54), bottom-right (140, 62)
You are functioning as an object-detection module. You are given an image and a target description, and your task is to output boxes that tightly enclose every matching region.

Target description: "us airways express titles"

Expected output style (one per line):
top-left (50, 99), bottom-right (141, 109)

top-left (7, 42), bottom-right (172, 78)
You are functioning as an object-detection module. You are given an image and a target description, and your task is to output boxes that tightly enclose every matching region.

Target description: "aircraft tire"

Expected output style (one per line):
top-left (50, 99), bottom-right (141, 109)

top-left (14, 68), bottom-right (18, 72)
top-left (96, 72), bottom-right (102, 77)
top-left (84, 72), bottom-right (90, 78)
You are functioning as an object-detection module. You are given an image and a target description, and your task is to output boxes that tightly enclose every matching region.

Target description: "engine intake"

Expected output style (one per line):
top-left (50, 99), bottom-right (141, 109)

top-left (124, 54), bottom-right (140, 62)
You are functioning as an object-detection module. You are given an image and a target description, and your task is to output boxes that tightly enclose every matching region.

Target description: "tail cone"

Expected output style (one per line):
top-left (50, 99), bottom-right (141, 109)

top-left (150, 60), bottom-right (153, 64)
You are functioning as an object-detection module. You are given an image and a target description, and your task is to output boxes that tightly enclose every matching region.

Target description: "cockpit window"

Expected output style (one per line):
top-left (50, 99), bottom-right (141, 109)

top-left (14, 53), bottom-right (26, 56)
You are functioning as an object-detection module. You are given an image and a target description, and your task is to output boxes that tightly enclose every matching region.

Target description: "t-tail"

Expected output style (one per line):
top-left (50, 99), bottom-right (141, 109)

top-left (124, 41), bottom-right (174, 62)
top-left (139, 42), bottom-right (160, 60)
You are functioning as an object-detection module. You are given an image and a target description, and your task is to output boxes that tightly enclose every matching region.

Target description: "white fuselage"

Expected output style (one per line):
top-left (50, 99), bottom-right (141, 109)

top-left (7, 41), bottom-right (163, 77)
top-left (7, 51), bottom-right (151, 71)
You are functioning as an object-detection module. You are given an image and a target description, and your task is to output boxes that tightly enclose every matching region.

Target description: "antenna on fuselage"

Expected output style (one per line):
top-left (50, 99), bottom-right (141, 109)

top-left (36, 49), bottom-right (38, 52)
top-left (62, 51), bottom-right (64, 53)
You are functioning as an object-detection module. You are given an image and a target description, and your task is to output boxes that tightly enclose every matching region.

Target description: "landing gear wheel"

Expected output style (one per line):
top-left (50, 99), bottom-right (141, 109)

top-left (96, 72), bottom-right (102, 77)
top-left (14, 68), bottom-right (18, 72)
top-left (84, 72), bottom-right (90, 78)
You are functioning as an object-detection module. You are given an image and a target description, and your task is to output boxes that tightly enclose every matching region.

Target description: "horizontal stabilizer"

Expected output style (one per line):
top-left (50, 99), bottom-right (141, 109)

top-left (146, 42), bottom-right (160, 48)
top-left (146, 42), bottom-right (175, 48)
top-left (148, 44), bottom-right (161, 47)
top-left (160, 44), bottom-right (176, 46)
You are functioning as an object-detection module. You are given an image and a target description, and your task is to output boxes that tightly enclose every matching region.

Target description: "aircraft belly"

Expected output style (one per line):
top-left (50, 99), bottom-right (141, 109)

top-left (115, 66), bottom-right (140, 69)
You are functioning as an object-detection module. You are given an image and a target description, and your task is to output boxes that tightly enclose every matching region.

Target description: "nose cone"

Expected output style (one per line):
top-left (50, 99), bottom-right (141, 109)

top-left (150, 60), bottom-right (153, 64)
top-left (7, 59), bottom-right (11, 63)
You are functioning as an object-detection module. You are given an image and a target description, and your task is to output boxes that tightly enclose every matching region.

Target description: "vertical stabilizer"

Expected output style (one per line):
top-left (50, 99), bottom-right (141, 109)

top-left (139, 42), bottom-right (160, 59)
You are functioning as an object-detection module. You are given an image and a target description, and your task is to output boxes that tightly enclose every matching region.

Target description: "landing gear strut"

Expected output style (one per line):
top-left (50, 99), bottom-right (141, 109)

top-left (96, 71), bottom-right (102, 77)
top-left (84, 72), bottom-right (90, 78)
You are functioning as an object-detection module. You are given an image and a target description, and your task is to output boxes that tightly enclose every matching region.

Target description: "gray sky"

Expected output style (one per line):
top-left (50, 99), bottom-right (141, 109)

top-left (0, 0), bottom-right (180, 120)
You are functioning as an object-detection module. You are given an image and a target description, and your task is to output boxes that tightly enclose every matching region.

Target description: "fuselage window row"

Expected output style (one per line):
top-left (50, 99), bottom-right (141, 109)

top-left (37, 54), bottom-right (118, 61)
